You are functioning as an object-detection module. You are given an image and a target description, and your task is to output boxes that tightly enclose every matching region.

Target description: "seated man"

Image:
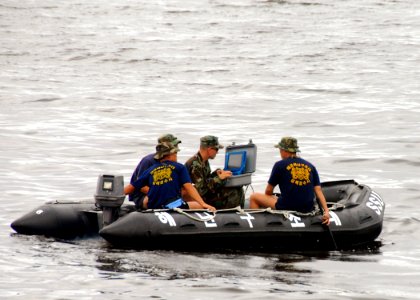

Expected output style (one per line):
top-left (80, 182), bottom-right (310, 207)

top-left (249, 137), bottom-right (330, 225)
top-left (124, 141), bottom-right (215, 211)
top-left (185, 135), bottom-right (244, 209)
top-left (129, 133), bottom-right (181, 209)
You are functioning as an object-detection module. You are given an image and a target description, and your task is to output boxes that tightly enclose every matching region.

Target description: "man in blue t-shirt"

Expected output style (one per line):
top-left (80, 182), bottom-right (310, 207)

top-left (125, 141), bottom-right (215, 211)
top-left (129, 134), bottom-right (181, 209)
top-left (249, 137), bottom-right (330, 225)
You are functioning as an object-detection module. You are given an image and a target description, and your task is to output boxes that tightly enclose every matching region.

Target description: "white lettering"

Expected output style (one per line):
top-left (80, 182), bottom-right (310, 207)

top-left (289, 214), bottom-right (305, 228)
top-left (366, 191), bottom-right (384, 215)
top-left (155, 212), bottom-right (176, 227)
top-left (240, 213), bottom-right (255, 228)
top-left (36, 210), bottom-right (44, 215)
top-left (329, 211), bottom-right (342, 226)
top-left (195, 212), bottom-right (217, 228)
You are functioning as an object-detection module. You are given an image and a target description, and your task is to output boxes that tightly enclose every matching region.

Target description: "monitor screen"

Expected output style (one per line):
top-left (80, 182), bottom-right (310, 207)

top-left (227, 152), bottom-right (245, 170)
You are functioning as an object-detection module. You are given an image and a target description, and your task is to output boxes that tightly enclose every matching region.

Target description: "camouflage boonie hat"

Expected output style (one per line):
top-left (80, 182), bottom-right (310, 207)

top-left (200, 135), bottom-right (224, 149)
top-left (154, 141), bottom-right (180, 160)
top-left (274, 137), bottom-right (300, 153)
top-left (158, 133), bottom-right (181, 146)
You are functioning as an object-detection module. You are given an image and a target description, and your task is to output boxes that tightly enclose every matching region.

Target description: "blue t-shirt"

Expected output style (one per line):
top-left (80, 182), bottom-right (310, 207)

top-left (129, 153), bottom-right (157, 202)
top-left (131, 160), bottom-right (192, 209)
top-left (268, 157), bottom-right (320, 213)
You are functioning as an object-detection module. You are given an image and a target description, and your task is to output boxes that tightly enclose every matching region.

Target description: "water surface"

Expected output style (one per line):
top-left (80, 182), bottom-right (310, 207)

top-left (1, 0), bottom-right (420, 299)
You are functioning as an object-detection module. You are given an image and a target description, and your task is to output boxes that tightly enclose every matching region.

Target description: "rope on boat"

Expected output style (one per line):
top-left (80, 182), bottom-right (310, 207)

top-left (172, 207), bottom-right (216, 222)
top-left (243, 207), bottom-right (319, 219)
top-left (214, 206), bottom-right (245, 213)
top-left (165, 206), bottom-right (246, 222)
top-left (142, 201), bottom-right (345, 222)
top-left (171, 206), bottom-right (255, 222)
top-left (326, 202), bottom-right (346, 210)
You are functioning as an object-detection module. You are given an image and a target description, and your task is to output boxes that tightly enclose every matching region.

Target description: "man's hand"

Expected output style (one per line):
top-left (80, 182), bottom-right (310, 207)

top-left (217, 169), bottom-right (232, 180)
top-left (203, 203), bottom-right (216, 212)
top-left (322, 212), bottom-right (331, 225)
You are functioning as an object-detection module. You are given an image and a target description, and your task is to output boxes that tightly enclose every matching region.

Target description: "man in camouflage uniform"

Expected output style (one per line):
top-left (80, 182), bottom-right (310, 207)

top-left (129, 133), bottom-right (181, 209)
top-left (185, 135), bottom-right (245, 209)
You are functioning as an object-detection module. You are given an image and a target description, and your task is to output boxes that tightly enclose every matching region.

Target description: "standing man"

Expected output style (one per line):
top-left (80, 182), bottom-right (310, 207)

top-left (125, 141), bottom-right (215, 211)
top-left (249, 137), bottom-right (330, 225)
top-left (185, 135), bottom-right (244, 209)
top-left (129, 134), bottom-right (181, 209)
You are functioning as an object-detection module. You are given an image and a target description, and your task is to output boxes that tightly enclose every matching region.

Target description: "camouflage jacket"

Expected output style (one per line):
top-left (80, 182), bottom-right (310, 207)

top-left (184, 152), bottom-right (225, 197)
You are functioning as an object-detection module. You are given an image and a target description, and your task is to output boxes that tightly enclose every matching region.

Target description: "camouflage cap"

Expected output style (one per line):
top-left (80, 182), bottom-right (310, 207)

top-left (200, 135), bottom-right (224, 149)
top-left (158, 133), bottom-right (181, 146)
top-left (274, 137), bottom-right (300, 153)
top-left (154, 141), bottom-right (180, 160)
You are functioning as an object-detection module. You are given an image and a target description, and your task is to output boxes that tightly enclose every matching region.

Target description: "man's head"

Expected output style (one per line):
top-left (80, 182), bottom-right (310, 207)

top-left (158, 133), bottom-right (181, 147)
top-left (200, 135), bottom-right (224, 160)
top-left (275, 137), bottom-right (300, 157)
top-left (154, 141), bottom-right (180, 160)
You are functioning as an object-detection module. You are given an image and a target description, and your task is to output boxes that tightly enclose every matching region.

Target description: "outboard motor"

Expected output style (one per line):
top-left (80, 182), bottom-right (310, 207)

top-left (94, 174), bottom-right (125, 226)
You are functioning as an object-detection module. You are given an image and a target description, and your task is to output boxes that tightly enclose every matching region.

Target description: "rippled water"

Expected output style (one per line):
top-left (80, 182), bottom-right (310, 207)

top-left (1, 0), bottom-right (420, 299)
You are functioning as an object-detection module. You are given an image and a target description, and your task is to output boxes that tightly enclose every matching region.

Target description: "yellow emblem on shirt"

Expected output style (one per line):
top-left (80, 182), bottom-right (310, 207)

top-left (151, 164), bottom-right (174, 186)
top-left (287, 162), bottom-right (311, 186)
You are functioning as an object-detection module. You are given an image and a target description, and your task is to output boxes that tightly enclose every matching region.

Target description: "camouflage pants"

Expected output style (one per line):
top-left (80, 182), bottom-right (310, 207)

top-left (205, 187), bottom-right (245, 209)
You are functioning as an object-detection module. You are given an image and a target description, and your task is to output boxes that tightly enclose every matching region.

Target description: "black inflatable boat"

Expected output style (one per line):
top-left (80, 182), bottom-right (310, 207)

top-left (11, 176), bottom-right (385, 251)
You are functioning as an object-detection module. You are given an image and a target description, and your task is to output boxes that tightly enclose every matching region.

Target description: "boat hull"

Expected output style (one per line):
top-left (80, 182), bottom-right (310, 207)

top-left (11, 180), bottom-right (385, 250)
top-left (99, 180), bottom-right (385, 250)
top-left (99, 205), bottom-right (383, 251)
top-left (11, 202), bottom-right (102, 239)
